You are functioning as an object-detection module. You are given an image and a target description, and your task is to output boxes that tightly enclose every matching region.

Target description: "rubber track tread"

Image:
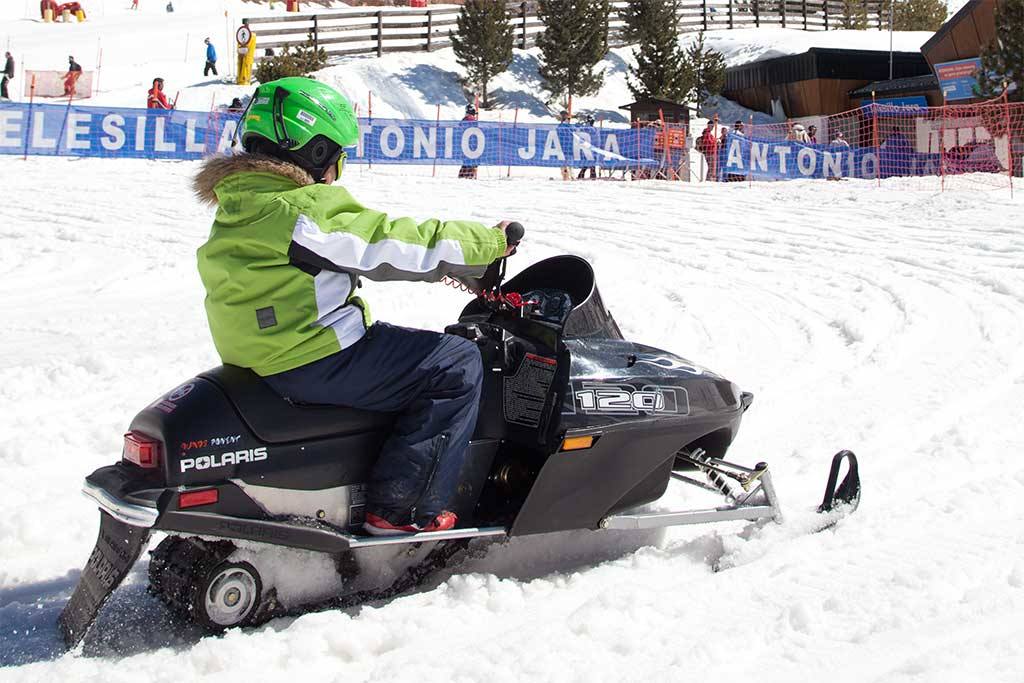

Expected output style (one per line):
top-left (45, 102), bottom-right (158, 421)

top-left (148, 536), bottom-right (236, 622)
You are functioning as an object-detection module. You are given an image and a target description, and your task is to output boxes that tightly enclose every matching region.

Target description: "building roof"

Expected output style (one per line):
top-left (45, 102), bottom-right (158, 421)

top-left (920, 0), bottom-right (998, 68)
top-left (921, 0), bottom-right (981, 56)
top-left (724, 48), bottom-right (931, 91)
top-left (849, 74), bottom-right (940, 98)
top-left (619, 97), bottom-right (688, 111)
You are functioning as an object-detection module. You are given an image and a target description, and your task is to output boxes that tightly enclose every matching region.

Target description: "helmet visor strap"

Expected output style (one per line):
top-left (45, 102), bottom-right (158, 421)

top-left (272, 85), bottom-right (295, 149)
top-left (336, 151), bottom-right (347, 179)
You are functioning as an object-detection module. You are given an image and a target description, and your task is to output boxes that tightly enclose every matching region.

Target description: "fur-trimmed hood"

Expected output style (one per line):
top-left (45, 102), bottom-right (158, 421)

top-left (192, 153), bottom-right (315, 207)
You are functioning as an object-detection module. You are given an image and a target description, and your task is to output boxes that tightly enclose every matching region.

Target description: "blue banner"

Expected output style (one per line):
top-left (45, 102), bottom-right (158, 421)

top-left (717, 133), bottom-right (943, 181)
top-left (0, 101), bottom-right (659, 167)
top-left (0, 101), bottom-right (235, 159)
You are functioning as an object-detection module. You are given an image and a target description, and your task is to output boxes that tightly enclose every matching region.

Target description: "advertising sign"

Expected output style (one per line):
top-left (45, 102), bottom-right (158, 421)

top-left (935, 58), bottom-right (982, 101)
top-left (875, 96), bottom-right (929, 109)
top-left (717, 133), bottom-right (943, 181)
top-left (0, 101), bottom-right (659, 168)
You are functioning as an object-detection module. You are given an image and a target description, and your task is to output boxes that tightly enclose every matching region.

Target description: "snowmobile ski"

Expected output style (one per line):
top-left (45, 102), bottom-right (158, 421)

top-left (818, 450), bottom-right (860, 513)
top-left (58, 511), bottom-right (151, 648)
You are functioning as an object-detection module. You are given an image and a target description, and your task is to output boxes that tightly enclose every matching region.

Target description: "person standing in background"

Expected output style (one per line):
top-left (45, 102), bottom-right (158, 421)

top-left (576, 113), bottom-right (597, 180)
top-left (1, 52), bottom-right (14, 100)
top-left (204, 38), bottom-right (218, 77)
top-left (147, 77), bottom-right (171, 109)
top-left (695, 120), bottom-right (720, 181)
top-left (457, 103), bottom-right (478, 180)
top-left (788, 123), bottom-right (810, 143)
top-left (807, 124), bottom-right (819, 144)
top-left (63, 56), bottom-right (82, 98)
top-left (558, 110), bottom-right (572, 181)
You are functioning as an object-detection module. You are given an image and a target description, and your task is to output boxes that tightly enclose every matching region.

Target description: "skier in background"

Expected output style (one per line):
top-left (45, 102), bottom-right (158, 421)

top-left (63, 56), bottom-right (82, 98)
top-left (1, 52), bottom-right (14, 100)
top-left (147, 77), bottom-right (171, 109)
top-left (458, 103), bottom-right (478, 180)
top-left (204, 38), bottom-right (218, 77)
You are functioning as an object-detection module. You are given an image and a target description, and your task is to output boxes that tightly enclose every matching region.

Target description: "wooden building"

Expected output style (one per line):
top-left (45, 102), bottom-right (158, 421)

top-left (619, 97), bottom-right (690, 126)
top-left (847, 0), bottom-right (1001, 107)
top-left (722, 48), bottom-right (933, 118)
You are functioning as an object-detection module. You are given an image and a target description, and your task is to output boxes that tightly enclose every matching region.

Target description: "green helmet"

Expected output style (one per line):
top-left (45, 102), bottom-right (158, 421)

top-left (240, 77), bottom-right (358, 182)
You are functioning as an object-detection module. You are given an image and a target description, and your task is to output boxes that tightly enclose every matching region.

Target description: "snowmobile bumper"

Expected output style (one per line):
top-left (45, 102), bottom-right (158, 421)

top-left (82, 478), bottom-right (158, 527)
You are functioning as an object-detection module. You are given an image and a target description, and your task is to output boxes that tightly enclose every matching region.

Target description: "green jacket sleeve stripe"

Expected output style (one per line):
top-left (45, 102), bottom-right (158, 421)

top-left (289, 214), bottom-right (504, 283)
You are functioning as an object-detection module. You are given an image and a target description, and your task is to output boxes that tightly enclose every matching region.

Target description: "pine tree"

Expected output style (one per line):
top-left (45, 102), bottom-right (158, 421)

top-left (975, 0), bottom-right (1024, 102)
top-left (892, 0), bottom-right (947, 31)
top-left (254, 34), bottom-right (327, 83)
top-left (450, 0), bottom-right (514, 108)
top-left (840, 0), bottom-right (869, 29)
top-left (685, 31), bottom-right (726, 113)
top-left (536, 0), bottom-right (611, 104)
top-left (622, 0), bottom-right (693, 102)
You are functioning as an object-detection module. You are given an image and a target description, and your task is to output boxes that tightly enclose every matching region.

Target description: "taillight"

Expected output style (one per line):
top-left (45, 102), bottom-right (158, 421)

top-left (123, 431), bottom-right (161, 469)
top-left (179, 488), bottom-right (218, 509)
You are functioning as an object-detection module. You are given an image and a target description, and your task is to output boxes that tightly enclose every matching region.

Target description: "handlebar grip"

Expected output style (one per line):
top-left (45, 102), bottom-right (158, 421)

top-left (505, 222), bottom-right (525, 245)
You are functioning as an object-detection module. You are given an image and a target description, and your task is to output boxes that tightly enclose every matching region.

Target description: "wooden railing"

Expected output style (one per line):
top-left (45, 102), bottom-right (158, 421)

top-left (244, 0), bottom-right (892, 60)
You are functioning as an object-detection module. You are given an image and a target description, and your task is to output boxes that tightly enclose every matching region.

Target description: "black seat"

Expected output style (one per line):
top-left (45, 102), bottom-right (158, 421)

top-left (199, 365), bottom-right (396, 444)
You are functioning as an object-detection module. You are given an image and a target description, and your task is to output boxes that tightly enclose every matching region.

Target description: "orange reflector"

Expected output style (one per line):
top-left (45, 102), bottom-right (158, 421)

top-left (561, 435), bottom-right (595, 451)
top-left (179, 488), bottom-right (219, 509)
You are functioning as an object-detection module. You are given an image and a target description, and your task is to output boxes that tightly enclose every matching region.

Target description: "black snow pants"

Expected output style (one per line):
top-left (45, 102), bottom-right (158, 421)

top-left (204, 60), bottom-right (218, 76)
top-left (263, 322), bottom-right (482, 527)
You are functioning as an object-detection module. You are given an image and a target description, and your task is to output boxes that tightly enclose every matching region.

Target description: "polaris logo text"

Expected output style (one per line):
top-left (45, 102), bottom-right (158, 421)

top-left (180, 447), bottom-right (268, 473)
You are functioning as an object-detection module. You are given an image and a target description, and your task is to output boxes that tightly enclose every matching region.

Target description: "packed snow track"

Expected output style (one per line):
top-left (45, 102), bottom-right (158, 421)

top-left (1, 158), bottom-right (1022, 681)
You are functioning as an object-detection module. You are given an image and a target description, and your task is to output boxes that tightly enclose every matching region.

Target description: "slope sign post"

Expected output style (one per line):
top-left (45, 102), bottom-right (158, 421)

top-left (376, 11), bottom-right (383, 58)
top-left (520, 2), bottom-right (527, 49)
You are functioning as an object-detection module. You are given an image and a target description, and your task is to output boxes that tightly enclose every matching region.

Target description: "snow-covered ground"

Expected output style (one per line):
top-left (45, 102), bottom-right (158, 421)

top-left (0, 157), bottom-right (1022, 680)
top-left (4, 1), bottom-right (1022, 680)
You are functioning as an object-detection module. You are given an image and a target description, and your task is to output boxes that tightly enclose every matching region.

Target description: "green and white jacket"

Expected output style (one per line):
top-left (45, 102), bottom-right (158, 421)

top-left (193, 154), bottom-right (506, 377)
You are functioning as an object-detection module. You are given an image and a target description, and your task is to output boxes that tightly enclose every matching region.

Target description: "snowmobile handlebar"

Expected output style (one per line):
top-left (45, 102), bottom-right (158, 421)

top-left (504, 222), bottom-right (524, 247)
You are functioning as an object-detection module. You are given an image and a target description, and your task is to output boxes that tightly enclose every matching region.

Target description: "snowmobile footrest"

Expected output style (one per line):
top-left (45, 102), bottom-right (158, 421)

top-left (58, 510), bottom-right (151, 649)
top-left (818, 450), bottom-right (860, 513)
top-left (601, 504), bottom-right (778, 530)
top-left (160, 508), bottom-right (507, 552)
top-left (345, 527), bottom-right (507, 548)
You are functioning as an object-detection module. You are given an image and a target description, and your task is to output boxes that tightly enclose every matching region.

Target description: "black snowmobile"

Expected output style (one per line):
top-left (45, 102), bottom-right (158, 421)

top-left (59, 224), bottom-right (860, 647)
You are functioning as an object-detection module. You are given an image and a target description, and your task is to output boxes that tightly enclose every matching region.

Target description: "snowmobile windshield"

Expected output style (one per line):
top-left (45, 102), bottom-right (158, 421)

top-left (460, 255), bottom-right (622, 340)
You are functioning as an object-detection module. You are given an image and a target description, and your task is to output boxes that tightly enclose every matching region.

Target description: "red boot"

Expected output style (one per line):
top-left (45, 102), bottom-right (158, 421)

top-left (363, 511), bottom-right (457, 536)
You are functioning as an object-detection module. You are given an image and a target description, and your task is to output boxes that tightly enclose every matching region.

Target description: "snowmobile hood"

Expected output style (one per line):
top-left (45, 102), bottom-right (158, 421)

top-left (192, 153), bottom-right (315, 222)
